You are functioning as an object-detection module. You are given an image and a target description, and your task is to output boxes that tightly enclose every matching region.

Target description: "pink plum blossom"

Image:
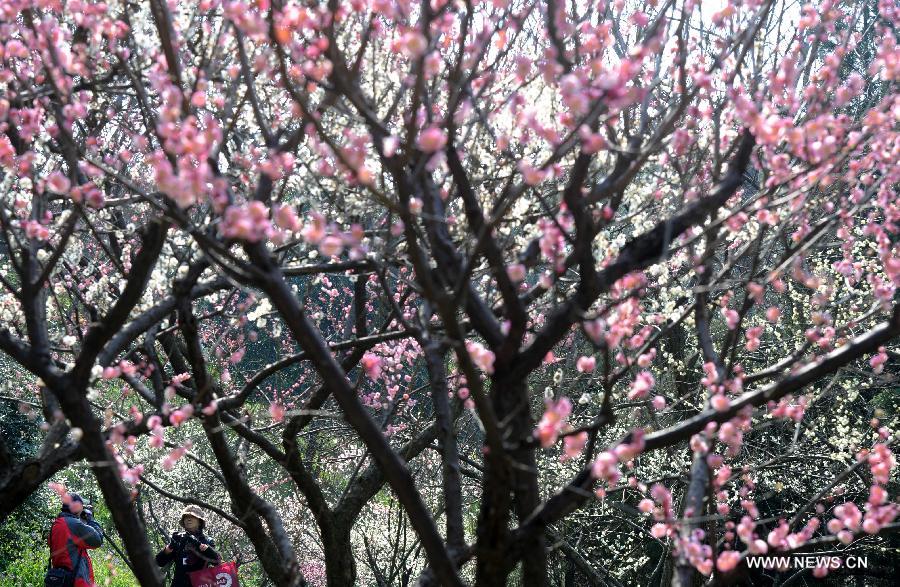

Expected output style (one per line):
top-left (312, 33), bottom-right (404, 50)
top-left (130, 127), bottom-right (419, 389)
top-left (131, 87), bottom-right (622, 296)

top-left (466, 340), bottom-right (495, 374)
top-left (361, 353), bottom-right (383, 380)
top-left (562, 431), bottom-right (588, 460)
top-left (417, 127), bottom-right (447, 153)
top-left (576, 356), bottom-right (596, 373)
top-left (535, 397), bottom-right (572, 448)
top-left (628, 371), bottom-right (655, 399)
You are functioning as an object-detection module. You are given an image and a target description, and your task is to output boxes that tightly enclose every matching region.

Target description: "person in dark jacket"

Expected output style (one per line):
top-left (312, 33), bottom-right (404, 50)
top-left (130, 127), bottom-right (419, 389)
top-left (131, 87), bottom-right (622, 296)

top-left (155, 505), bottom-right (221, 587)
top-left (48, 492), bottom-right (104, 587)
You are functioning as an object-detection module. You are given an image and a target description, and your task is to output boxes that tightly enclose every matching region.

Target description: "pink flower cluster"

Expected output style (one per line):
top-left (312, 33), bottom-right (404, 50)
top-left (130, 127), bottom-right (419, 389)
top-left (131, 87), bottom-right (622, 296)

top-left (258, 151), bottom-right (295, 180)
top-left (710, 393), bottom-right (731, 412)
top-left (628, 371), bottom-right (655, 400)
top-left (721, 306), bottom-right (739, 330)
top-left (611, 272), bottom-right (647, 296)
top-left (735, 516), bottom-right (770, 555)
top-left (701, 361), bottom-right (720, 389)
top-left (870, 346), bottom-right (888, 374)
top-left (824, 443), bottom-right (897, 542)
top-left (102, 359), bottom-right (138, 379)
top-left (22, 219), bottom-right (49, 240)
top-left (0, 134), bottom-right (15, 168)
top-left (592, 430), bottom-right (647, 490)
top-left (300, 211), bottom-right (327, 244)
top-left (562, 432), bottom-right (588, 461)
top-left (538, 216), bottom-right (568, 273)
top-left (745, 325), bottom-right (764, 351)
top-left (355, 335), bottom-right (419, 409)
top-left (768, 395), bottom-right (808, 421)
top-left (614, 429), bottom-right (646, 462)
top-left (149, 104), bottom-right (223, 209)
top-left (717, 418), bottom-right (745, 457)
top-left (827, 502), bottom-right (863, 544)
top-left (639, 483), bottom-right (674, 527)
top-left (68, 182), bottom-right (106, 209)
top-left (269, 402), bottom-right (286, 423)
top-left (46, 171), bottom-right (70, 194)
top-left (465, 340), bottom-right (495, 375)
top-left (767, 518), bottom-right (820, 551)
top-left (716, 550), bottom-right (742, 573)
top-left (591, 451), bottom-right (621, 488)
top-left (583, 298), bottom-right (642, 350)
top-left (575, 356), bottom-right (596, 373)
top-left (162, 443), bottom-right (189, 472)
top-left (221, 201), bottom-right (275, 242)
top-left (677, 530), bottom-right (714, 576)
top-left (559, 74), bottom-right (589, 116)
top-left (636, 348), bottom-right (656, 368)
top-left (860, 484), bottom-right (898, 535)
top-left (120, 463), bottom-right (145, 486)
top-left (534, 397), bottom-right (572, 448)
top-left (417, 126), bottom-right (447, 153)
top-left (867, 442), bottom-right (896, 485)
top-left (361, 352), bottom-right (383, 380)
top-left (273, 204), bottom-right (302, 232)
top-left (299, 212), bottom-right (367, 259)
top-left (147, 415), bottom-right (165, 449)
top-left (169, 404), bottom-right (194, 427)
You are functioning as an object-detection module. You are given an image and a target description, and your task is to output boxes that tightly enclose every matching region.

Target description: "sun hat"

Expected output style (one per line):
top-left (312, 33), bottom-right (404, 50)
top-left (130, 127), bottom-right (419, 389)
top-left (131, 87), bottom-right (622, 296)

top-left (179, 504), bottom-right (207, 528)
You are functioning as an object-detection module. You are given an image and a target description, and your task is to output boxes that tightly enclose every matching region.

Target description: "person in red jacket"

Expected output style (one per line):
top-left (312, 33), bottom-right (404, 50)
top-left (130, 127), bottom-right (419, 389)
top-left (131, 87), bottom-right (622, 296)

top-left (48, 492), bottom-right (104, 587)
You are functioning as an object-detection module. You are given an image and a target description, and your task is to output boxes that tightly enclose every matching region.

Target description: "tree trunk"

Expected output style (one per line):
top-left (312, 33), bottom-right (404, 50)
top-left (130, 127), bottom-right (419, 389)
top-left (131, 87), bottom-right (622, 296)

top-left (475, 377), bottom-right (545, 586)
top-left (322, 523), bottom-right (357, 587)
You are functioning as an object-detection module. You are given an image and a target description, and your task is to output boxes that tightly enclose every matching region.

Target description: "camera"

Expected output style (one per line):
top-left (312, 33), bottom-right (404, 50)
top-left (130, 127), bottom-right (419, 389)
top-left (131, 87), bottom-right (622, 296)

top-left (184, 534), bottom-right (202, 549)
top-left (170, 531), bottom-right (201, 550)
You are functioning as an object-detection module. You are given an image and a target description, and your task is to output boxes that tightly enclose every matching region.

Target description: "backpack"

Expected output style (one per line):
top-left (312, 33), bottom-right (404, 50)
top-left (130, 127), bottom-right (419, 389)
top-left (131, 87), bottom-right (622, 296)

top-left (44, 564), bottom-right (76, 587)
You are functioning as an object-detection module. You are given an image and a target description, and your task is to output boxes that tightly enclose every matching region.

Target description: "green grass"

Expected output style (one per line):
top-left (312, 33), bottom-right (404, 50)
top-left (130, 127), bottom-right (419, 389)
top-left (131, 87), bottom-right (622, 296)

top-left (0, 546), bottom-right (138, 587)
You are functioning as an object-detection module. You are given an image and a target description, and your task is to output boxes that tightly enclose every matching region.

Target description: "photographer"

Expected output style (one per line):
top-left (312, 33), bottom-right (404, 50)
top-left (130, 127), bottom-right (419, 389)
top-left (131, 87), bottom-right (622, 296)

top-left (47, 492), bottom-right (103, 587)
top-left (155, 505), bottom-right (220, 587)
